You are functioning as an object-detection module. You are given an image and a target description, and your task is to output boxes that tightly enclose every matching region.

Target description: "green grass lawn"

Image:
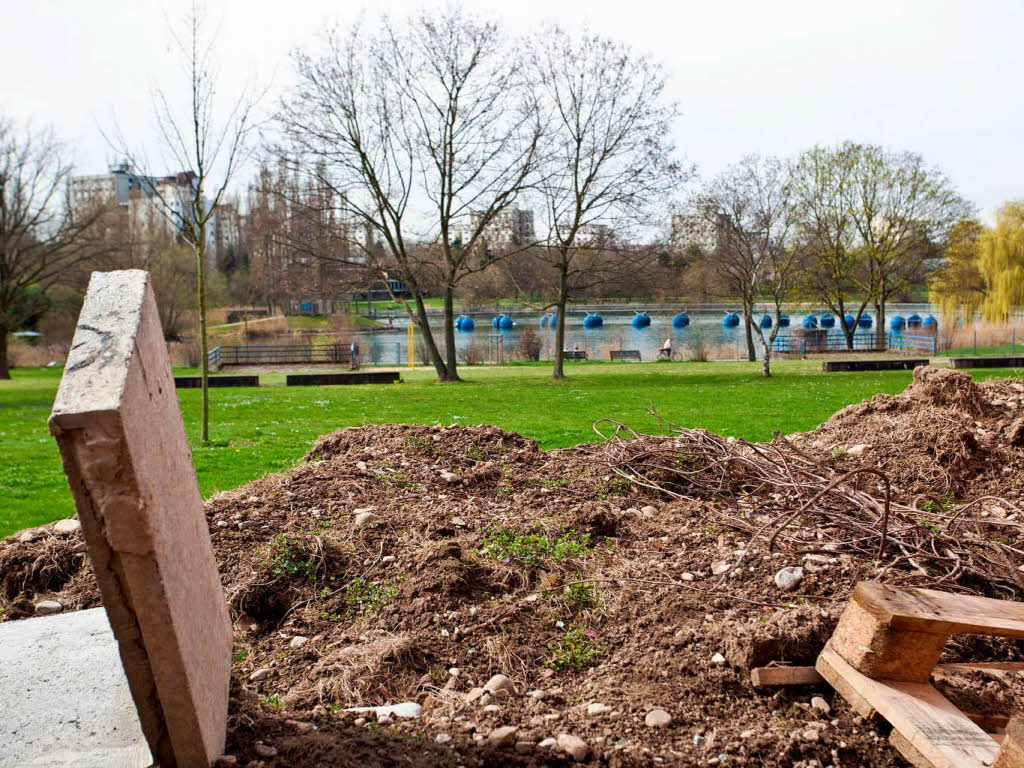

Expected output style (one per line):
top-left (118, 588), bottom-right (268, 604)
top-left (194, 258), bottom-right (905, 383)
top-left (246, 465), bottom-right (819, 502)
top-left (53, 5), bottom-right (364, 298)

top-left (2, 360), bottom-right (1021, 539)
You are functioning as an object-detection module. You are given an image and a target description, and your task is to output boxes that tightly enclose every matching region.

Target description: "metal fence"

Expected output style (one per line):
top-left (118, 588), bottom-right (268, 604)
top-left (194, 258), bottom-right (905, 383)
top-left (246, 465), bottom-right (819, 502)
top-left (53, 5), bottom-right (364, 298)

top-left (771, 331), bottom-right (936, 355)
top-left (209, 343), bottom-right (357, 367)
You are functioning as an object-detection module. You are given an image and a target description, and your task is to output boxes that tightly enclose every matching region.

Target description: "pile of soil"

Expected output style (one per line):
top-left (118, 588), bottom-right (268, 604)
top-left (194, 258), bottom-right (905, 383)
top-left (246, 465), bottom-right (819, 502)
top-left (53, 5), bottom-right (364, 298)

top-left (4, 365), bottom-right (1024, 767)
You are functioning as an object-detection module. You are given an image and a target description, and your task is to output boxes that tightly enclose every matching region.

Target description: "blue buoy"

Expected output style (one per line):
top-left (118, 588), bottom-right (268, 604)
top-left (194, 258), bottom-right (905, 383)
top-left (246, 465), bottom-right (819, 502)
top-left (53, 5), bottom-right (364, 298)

top-left (455, 315), bottom-right (465, 330)
top-left (907, 313), bottom-right (922, 328)
top-left (922, 315), bottom-right (937, 328)
top-left (858, 314), bottom-right (872, 329)
top-left (844, 313), bottom-right (856, 328)
top-left (671, 312), bottom-right (690, 328)
top-left (491, 315), bottom-right (502, 328)
top-left (803, 314), bottom-right (818, 328)
top-left (461, 316), bottom-right (475, 332)
top-left (759, 314), bottom-right (773, 329)
top-left (890, 315), bottom-right (906, 331)
top-left (539, 314), bottom-right (549, 328)
top-left (632, 312), bottom-right (651, 328)
top-left (583, 312), bottom-right (603, 329)
top-left (820, 313), bottom-right (835, 328)
top-left (723, 312), bottom-right (740, 328)
top-left (778, 313), bottom-right (791, 328)
top-left (499, 315), bottom-right (514, 330)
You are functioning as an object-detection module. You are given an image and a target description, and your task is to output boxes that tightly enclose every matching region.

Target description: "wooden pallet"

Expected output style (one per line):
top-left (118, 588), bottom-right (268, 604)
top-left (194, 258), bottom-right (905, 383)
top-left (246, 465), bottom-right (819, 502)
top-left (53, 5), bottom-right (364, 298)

top-left (815, 582), bottom-right (1024, 768)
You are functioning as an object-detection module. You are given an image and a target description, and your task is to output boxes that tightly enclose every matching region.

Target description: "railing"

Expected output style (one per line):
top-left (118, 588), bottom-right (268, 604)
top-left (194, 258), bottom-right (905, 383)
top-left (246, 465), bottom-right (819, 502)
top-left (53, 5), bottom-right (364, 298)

top-left (208, 345), bottom-right (221, 368)
top-left (890, 332), bottom-right (938, 355)
top-left (213, 343), bottom-right (358, 368)
top-left (771, 331), bottom-right (936, 355)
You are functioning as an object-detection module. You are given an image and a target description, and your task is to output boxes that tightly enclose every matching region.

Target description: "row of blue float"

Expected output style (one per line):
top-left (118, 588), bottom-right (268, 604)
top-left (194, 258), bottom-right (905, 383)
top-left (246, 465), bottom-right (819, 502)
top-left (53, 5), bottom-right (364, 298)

top-left (454, 311), bottom-right (938, 332)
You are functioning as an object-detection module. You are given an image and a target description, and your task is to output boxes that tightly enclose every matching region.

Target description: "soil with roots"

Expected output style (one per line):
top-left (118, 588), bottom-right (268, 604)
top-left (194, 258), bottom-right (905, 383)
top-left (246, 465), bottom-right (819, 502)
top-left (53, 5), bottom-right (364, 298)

top-left (4, 366), bottom-right (1024, 767)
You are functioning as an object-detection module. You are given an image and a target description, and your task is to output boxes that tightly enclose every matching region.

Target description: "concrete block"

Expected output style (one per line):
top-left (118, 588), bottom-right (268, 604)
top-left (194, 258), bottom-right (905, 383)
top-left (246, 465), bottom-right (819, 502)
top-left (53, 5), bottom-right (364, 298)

top-left (49, 270), bottom-right (231, 768)
top-left (0, 608), bottom-right (150, 768)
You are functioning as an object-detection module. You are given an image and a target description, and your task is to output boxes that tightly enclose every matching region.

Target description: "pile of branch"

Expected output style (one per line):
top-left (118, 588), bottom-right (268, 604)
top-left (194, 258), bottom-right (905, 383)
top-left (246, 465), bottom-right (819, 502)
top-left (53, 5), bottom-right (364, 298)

top-left (590, 416), bottom-right (1024, 598)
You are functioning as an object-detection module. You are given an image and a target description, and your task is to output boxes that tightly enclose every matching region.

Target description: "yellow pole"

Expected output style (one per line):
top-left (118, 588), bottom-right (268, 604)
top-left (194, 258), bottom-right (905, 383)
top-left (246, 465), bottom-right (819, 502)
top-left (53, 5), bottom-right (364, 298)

top-left (407, 323), bottom-right (414, 369)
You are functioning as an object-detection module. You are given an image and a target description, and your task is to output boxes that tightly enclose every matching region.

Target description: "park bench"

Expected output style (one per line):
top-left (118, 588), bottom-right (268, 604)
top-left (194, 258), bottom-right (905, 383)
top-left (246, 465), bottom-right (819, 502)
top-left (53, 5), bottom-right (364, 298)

top-left (286, 371), bottom-right (399, 386)
top-left (174, 374), bottom-right (259, 388)
top-left (816, 582), bottom-right (1024, 768)
top-left (823, 359), bottom-right (928, 372)
top-left (2, 270), bottom-right (232, 767)
top-left (562, 349), bottom-right (588, 360)
top-left (951, 357), bottom-right (1024, 369)
top-left (610, 349), bottom-right (641, 362)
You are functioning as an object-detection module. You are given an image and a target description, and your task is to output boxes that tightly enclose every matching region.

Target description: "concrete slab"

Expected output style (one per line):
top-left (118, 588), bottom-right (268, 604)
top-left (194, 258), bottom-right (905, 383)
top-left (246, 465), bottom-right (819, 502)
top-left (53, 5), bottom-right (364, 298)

top-left (49, 270), bottom-right (232, 767)
top-left (0, 608), bottom-right (151, 768)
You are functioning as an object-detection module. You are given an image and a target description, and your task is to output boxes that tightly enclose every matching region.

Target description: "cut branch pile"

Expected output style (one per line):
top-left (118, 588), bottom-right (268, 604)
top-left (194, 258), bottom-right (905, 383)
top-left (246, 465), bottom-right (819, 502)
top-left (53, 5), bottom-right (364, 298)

top-left (591, 414), bottom-right (1024, 598)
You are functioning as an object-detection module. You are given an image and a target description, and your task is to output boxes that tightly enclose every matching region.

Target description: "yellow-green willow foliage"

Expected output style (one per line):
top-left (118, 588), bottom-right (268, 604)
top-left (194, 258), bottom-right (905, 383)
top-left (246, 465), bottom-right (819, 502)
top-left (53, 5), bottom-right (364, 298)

top-left (978, 202), bottom-right (1024, 323)
top-left (929, 219), bottom-right (984, 327)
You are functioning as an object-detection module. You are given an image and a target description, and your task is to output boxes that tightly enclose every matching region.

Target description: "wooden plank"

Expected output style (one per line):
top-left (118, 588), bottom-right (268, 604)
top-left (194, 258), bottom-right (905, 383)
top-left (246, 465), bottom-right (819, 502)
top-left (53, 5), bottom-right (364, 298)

top-left (750, 666), bottom-right (824, 686)
top-left (854, 583), bottom-right (1024, 639)
top-left (817, 647), bottom-right (999, 768)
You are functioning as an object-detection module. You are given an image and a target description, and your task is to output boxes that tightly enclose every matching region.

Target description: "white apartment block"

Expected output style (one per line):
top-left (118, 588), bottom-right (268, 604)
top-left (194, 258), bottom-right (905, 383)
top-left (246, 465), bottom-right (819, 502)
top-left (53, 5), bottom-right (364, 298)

top-left (670, 212), bottom-right (724, 254)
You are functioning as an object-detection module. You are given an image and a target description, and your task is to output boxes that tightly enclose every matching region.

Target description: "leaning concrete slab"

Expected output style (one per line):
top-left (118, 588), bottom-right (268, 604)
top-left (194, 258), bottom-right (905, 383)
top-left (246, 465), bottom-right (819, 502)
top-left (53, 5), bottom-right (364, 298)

top-left (0, 608), bottom-right (150, 768)
top-left (49, 270), bottom-right (231, 768)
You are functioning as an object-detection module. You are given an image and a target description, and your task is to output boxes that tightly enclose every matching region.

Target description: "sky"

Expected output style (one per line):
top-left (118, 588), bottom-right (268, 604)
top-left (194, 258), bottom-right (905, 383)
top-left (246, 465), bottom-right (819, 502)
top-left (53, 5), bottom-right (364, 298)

top-left (2, 0), bottom-right (1022, 220)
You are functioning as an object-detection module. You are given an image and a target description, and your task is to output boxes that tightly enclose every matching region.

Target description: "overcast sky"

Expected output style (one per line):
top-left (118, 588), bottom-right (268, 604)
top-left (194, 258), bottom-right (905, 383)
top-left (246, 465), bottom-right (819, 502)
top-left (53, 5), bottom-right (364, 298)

top-left (2, 0), bottom-right (1021, 219)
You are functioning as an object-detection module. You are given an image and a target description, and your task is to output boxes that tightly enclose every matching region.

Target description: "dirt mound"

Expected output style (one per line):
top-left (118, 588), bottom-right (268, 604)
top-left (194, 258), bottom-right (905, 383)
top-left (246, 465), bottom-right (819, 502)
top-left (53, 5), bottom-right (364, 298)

top-left (4, 370), bottom-right (1024, 766)
top-left (801, 364), bottom-right (1024, 497)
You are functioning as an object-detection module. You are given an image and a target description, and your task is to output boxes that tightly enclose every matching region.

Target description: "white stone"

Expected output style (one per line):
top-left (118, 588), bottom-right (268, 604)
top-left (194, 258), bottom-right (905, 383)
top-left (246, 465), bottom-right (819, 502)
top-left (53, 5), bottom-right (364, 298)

top-left (847, 444), bottom-right (871, 457)
top-left (435, 733), bottom-right (451, 744)
top-left (289, 636), bottom-right (309, 648)
top-left (811, 696), bottom-right (831, 716)
top-left (557, 733), bottom-right (590, 762)
top-left (645, 709), bottom-right (672, 728)
top-left (538, 737), bottom-right (558, 749)
top-left (34, 600), bottom-right (65, 616)
top-left (488, 726), bottom-right (518, 746)
top-left (448, 667), bottom-right (461, 678)
top-left (354, 512), bottom-right (380, 527)
top-left (586, 703), bottom-right (611, 716)
top-left (681, 572), bottom-right (695, 582)
top-left (254, 742), bottom-right (277, 757)
top-left (451, 517), bottom-right (468, 527)
top-left (17, 530), bottom-right (38, 543)
top-left (440, 471), bottom-right (460, 484)
top-left (52, 518), bottom-right (82, 534)
top-left (711, 561), bottom-right (732, 575)
top-left (711, 653), bottom-right (726, 666)
top-left (484, 673), bottom-right (514, 694)
top-left (345, 701), bottom-right (423, 719)
top-left (249, 668), bottom-right (271, 682)
top-left (773, 566), bottom-right (804, 591)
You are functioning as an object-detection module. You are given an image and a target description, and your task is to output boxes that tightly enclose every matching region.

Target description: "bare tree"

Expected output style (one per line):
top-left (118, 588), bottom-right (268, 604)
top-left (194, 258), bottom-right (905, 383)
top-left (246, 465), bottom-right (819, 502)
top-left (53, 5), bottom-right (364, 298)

top-left (0, 117), bottom-right (107, 378)
top-left (279, 7), bottom-right (541, 382)
top-left (113, 0), bottom-right (258, 441)
top-left (528, 28), bottom-right (682, 379)
top-left (696, 155), bottom-right (799, 376)
top-left (791, 144), bottom-right (870, 349)
top-left (841, 143), bottom-right (971, 348)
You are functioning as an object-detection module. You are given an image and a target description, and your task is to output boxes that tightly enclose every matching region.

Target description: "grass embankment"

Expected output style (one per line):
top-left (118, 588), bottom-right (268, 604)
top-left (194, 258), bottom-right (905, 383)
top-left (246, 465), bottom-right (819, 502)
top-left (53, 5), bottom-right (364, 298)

top-left (2, 360), bottom-right (1021, 538)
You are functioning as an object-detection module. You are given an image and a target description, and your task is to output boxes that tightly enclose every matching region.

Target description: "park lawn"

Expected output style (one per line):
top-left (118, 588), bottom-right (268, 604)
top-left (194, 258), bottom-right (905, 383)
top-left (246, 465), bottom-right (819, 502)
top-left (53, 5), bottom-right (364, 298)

top-left (2, 360), bottom-right (1021, 538)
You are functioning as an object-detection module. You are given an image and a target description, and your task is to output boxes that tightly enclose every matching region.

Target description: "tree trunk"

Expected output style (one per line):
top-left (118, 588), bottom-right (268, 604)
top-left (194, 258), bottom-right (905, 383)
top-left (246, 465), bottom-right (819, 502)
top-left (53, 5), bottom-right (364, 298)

top-left (196, 241), bottom-right (210, 443)
top-left (874, 297), bottom-right (886, 350)
top-left (761, 341), bottom-right (771, 377)
top-left (409, 290), bottom-right (448, 381)
top-left (743, 301), bottom-right (756, 362)
top-left (442, 284), bottom-right (460, 382)
top-left (0, 320), bottom-right (9, 379)
top-left (552, 262), bottom-right (569, 381)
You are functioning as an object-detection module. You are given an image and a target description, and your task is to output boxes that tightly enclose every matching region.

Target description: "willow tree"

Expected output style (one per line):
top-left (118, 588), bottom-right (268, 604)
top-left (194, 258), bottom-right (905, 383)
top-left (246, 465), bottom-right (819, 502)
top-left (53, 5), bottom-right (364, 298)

top-left (978, 201), bottom-right (1024, 323)
top-left (928, 218), bottom-right (984, 326)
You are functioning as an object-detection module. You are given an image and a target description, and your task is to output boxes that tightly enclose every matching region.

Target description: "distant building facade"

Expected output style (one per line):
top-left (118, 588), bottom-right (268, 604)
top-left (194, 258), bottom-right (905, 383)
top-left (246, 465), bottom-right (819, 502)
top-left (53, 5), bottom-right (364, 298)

top-left (670, 212), bottom-right (725, 255)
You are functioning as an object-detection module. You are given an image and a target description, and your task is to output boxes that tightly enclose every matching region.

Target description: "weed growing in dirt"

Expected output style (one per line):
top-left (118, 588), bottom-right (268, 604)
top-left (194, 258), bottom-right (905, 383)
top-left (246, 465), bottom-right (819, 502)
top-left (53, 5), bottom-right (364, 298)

top-left (561, 577), bottom-right (598, 610)
top-left (233, 648), bottom-right (249, 663)
top-left (479, 526), bottom-right (593, 567)
top-left (541, 477), bottom-right (572, 489)
top-left (343, 577), bottom-right (400, 615)
top-left (262, 693), bottom-right (284, 709)
top-left (266, 535), bottom-right (316, 579)
top-left (595, 476), bottom-right (632, 500)
top-left (375, 472), bottom-right (421, 489)
top-left (546, 627), bottom-right (605, 671)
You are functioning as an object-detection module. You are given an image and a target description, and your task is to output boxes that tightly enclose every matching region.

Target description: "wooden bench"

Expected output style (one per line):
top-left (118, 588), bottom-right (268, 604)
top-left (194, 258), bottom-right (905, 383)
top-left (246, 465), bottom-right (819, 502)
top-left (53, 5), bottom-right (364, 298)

top-left (610, 349), bottom-right (642, 362)
top-left (286, 371), bottom-right (400, 386)
top-left (823, 359), bottom-right (929, 372)
top-left (562, 350), bottom-right (588, 360)
top-left (174, 374), bottom-right (259, 388)
top-left (950, 357), bottom-right (1024, 369)
top-left (816, 582), bottom-right (1024, 768)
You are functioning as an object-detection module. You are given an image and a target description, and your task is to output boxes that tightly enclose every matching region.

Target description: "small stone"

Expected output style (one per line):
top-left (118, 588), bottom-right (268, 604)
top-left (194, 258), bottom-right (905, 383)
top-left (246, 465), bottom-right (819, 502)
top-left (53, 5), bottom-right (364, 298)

top-left (435, 732), bottom-right (452, 744)
top-left (17, 530), bottom-right (38, 543)
top-left (466, 687), bottom-right (487, 702)
top-left (641, 505), bottom-right (658, 516)
top-left (484, 673), bottom-right (514, 694)
top-left (587, 702), bottom-right (611, 716)
top-left (802, 728), bottom-right (820, 742)
top-left (693, 734), bottom-right (706, 745)
top-left (774, 566), bottom-right (804, 591)
top-left (448, 667), bottom-right (461, 678)
top-left (645, 709), bottom-right (672, 728)
top-left (382, 555), bottom-right (396, 564)
top-left (290, 635), bottom-right (309, 648)
top-left (811, 696), bottom-right (831, 716)
top-left (740, 729), bottom-right (755, 739)
top-left (557, 733), bottom-right (590, 762)
top-left (538, 737), bottom-right (558, 749)
top-left (711, 561), bottom-right (732, 575)
top-left (253, 742), bottom-right (277, 758)
top-left (285, 719), bottom-right (315, 732)
top-left (514, 741), bottom-right (535, 753)
top-left (711, 652), bottom-right (726, 665)
top-left (847, 443), bottom-right (871, 456)
top-left (440, 471), bottom-right (460, 484)
top-left (34, 600), bottom-right (64, 616)
top-left (249, 668), bottom-right (272, 682)
top-left (355, 511), bottom-right (380, 527)
top-left (52, 518), bottom-right (82, 534)
top-left (377, 715), bottom-right (393, 726)
top-left (681, 572), bottom-right (695, 582)
top-left (488, 726), bottom-right (518, 746)
top-left (483, 704), bottom-right (501, 713)
top-left (214, 756), bottom-right (238, 767)
top-left (452, 517), bottom-right (467, 527)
